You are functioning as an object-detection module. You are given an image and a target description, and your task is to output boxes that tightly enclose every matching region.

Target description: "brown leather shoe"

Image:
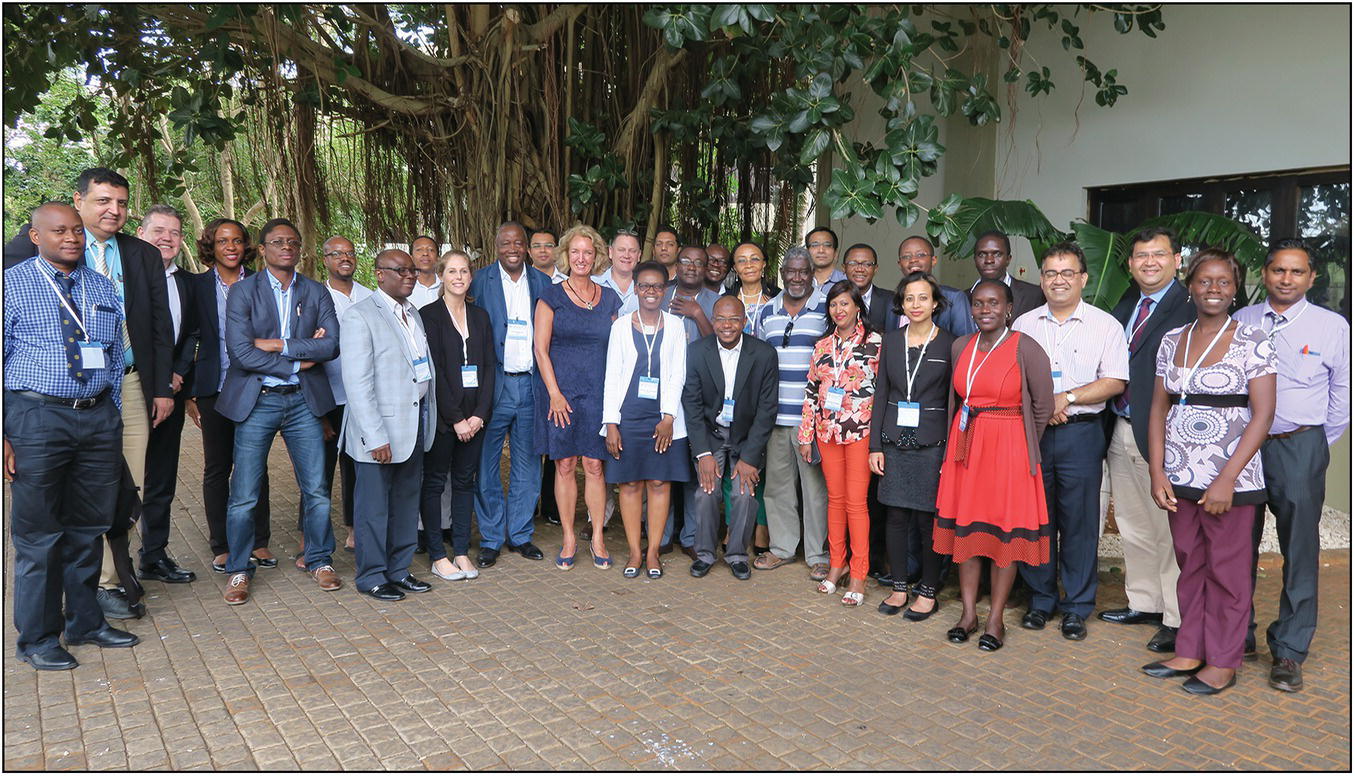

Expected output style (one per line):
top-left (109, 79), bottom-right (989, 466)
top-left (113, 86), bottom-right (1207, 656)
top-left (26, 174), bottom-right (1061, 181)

top-left (311, 565), bottom-right (342, 591)
top-left (223, 573), bottom-right (251, 605)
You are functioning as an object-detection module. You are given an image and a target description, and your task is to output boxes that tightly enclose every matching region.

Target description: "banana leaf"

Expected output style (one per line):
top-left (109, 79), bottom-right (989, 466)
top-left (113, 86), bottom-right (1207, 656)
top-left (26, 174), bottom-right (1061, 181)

top-left (937, 197), bottom-right (1070, 260)
top-left (1074, 221), bottom-right (1132, 312)
top-left (1138, 210), bottom-right (1269, 304)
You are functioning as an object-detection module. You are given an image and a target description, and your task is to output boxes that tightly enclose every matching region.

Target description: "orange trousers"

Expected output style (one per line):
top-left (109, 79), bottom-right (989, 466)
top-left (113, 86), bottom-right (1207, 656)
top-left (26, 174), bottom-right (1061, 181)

top-left (819, 438), bottom-right (872, 581)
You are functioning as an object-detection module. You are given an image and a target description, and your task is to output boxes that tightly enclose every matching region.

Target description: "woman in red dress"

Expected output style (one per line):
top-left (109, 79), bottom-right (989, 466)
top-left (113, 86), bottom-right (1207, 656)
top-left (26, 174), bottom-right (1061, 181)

top-left (934, 280), bottom-right (1054, 651)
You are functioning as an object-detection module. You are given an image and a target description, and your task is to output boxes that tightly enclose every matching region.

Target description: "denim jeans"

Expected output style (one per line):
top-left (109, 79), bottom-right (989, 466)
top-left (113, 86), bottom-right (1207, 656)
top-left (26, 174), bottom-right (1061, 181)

top-left (225, 391), bottom-right (334, 574)
top-left (474, 373), bottom-right (540, 550)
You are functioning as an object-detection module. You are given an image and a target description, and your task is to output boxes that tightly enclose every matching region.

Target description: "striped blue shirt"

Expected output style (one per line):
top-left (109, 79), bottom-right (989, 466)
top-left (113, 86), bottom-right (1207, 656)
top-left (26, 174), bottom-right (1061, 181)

top-left (82, 230), bottom-right (134, 368)
top-left (5, 257), bottom-right (125, 408)
top-left (755, 292), bottom-right (828, 426)
top-left (261, 270), bottom-right (302, 387)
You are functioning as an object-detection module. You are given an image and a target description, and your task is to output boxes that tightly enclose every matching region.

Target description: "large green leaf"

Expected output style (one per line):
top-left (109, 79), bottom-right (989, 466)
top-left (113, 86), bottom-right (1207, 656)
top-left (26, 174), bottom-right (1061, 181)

top-left (1073, 221), bottom-right (1131, 311)
top-left (936, 197), bottom-right (1069, 259)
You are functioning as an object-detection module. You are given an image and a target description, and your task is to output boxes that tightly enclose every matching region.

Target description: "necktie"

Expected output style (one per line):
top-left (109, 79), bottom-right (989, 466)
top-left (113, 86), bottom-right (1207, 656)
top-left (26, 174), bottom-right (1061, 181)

top-left (91, 240), bottom-right (134, 362)
top-left (1266, 311), bottom-right (1284, 335)
top-left (55, 272), bottom-right (89, 382)
top-left (1114, 297), bottom-right (1155, 414)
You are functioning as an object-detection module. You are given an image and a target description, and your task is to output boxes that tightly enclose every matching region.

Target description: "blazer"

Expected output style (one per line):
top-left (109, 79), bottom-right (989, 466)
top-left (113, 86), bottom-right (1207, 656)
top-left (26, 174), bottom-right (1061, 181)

top-left (1010, 277), bottom-right (1047, 320)
top-left (869, 325), bottom-right (957, 451)
top-left (168, 268), bottom-right (195, 382)
top-left (339, 293), bottom-right (438, 464)
top-left (1110, 279), bottom-right (1195, 457)
top-left (937, 285), bottom-right (979, 338)
top-left (420, 299), bottom-right (497, 433)
top-left (468, 262), bottom-right (552, 403)
top-left (864, 284), bottom-right (897, 331)
top-left (600, 312), bottom-right (688, 439)
top-left (216, 269), bottom-right (340, 422)
top-left (185, 267), bottom-right (255, 397)
top-left (681, 333), bottom-right (780, 469)
top-left (946, 331), bottom-right (1054, 476)
top-left (115, 233), bottom-right (177, 413)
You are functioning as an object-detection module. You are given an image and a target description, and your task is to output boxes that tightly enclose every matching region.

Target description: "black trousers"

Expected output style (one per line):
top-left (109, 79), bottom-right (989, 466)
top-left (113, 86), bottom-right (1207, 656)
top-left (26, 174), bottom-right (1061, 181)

top-left (420, 427), bottom-right (486, 560)
top-left (867, 475), bottom-right (888, 574)
top-left (538, 456), bottom-right (559, 521)
top-left (198, 393), bottom-right (270, 556)
top-left (885, 507), bottom-right (942, 594)
top-left (296, 404), bottom-right (354, 531)
top-left (139, 393), bottom-right (186, 565)
top-left (6, 390), bottom-right (121, 656)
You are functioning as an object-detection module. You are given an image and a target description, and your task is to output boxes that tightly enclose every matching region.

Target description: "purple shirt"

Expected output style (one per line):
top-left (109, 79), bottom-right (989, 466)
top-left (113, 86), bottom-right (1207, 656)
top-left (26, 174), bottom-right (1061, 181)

top-left (1234, 299), bottom-right (1350, 445)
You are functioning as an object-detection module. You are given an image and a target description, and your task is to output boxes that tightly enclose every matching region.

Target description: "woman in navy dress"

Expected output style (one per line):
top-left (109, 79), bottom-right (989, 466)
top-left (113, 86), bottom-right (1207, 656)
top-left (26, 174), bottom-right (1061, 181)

top-left (534, 224), bottom-right (622, 570)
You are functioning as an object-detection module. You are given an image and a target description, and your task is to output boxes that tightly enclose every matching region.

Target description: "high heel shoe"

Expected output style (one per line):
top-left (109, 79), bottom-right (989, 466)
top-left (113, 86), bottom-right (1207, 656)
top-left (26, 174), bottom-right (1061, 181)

top-left (589, 545), bottom-right (612, 570)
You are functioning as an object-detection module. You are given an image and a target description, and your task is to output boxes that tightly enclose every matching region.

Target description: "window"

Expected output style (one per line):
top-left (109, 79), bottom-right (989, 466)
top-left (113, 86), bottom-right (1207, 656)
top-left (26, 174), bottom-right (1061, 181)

top-left (1089, 167), bottom-right (1351, 318)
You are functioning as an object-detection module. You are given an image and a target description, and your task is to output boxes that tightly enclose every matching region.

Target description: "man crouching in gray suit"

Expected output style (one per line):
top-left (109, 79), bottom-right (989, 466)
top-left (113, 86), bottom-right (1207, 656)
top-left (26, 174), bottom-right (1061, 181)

top-left (340, 249), bottom-right (438, 601)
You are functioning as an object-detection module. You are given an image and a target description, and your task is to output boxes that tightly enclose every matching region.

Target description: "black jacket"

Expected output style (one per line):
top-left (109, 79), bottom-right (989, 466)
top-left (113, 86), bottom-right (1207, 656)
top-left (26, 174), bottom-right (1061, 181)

top-left (869, 325), bottom-right (957, 450)
top-left (681, 333), bottom-right (780, 469)
top-left (420, 299), bottom-right (498, 432)
top-left (864, 284), bottom-right (896, 332)
top-left (113, 233), bottom-right (177, 412)
top-left (185, 267), bottom-right (255, 397)
top-left (1110, 279), bottom-right (1195, 456)
top-left (168, 268), bottom-right (196, 381)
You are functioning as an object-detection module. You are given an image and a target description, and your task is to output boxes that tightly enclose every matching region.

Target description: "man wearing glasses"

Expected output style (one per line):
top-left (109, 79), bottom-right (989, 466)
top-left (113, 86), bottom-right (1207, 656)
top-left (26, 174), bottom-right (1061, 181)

top-left (805, 226), bottom-right (847, 307)
top-left (662, 245), bottom-right (719, 344)
top-left (529, 227), bottom-right (563, 282)
top-left (218, 219), bottom-right (343, 605)
top-left (1012, 242), bottom-right (1128, 641)
top-left (971, 230), bottom-right (1045, 319)
top-left (897, 236), bottom-right (976, 337)
top-left (842, 243), bottom-right (893, 330)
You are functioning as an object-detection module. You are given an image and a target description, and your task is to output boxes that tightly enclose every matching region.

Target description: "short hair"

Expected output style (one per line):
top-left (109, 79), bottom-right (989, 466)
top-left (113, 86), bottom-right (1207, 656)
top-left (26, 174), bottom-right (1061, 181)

top-left (497, 221), bottom-right (528, 237)
top-left (899, 235), bottom-right (935, 253)
top-left (1040, 241), bottom-right (1087, 273)
top-left (142, 204), bottom-right (183, 225)
top-left (554, 224), bottom-right (609, 275)
top-left (974, 230), bottom-right (1011, 255)
top-left (529, 226), bottom-right (557, 242)
top-left (972, 277), bottom-right (1014, 305)
top-left (410, 234), bottom-right (438, 247)
top-left (1264, 237), bottom-right (1313, 269)
top-left (1128, 225), bottom-right (1181, 255)
top-left (197, 218), bottom-right (256, 266)
top-left (633, 260), bottom-right (668, 284)
top-left (805, 226), bottom-right (838, 249)
top-left (843, 242), bottom-right (877, 263)
top-left (780, 245), bottom-right (812, 273)
top-left (76, 167), bottom-right (130, 195)
top-left (1184, 248), bottom-right (1245, 290)
top-left (654, 224), bottom-right (680, 242)
top-left (610, 227), bottom-right (643, 247)
top-left (818, 279), bottom-right (873, 341)
top-left (679, 244), bottom-right (707, 264)
top-left (435, 250), bottom-right (472, 276)
top-left (892, 271), bottom-right (950, 318)
top-left (258, 218), bottom-right (298, 245)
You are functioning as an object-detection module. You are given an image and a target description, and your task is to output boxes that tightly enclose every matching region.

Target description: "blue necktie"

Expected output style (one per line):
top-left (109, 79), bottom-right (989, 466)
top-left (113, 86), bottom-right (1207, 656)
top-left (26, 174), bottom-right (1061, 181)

top-left (54, 272), bottom-right (89, 382)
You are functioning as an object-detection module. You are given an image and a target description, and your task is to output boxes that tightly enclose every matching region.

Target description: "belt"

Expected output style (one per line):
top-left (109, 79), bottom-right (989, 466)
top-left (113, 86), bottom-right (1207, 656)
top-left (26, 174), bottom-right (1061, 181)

top-left (124, 364), bottom-right (137, 375)
top-left (955, 405), bottom-right (1022, 464)
top-left (260, 384), bottom-right (300, 394)
top-left (12, 389), bottom-right (108, 409)
top-left (504, 371), bottom-right (532, 376)
top-left (1060, 411), bottom-right (1103, 425)
top-left (1268, 424), bottom-right (1318, 440)
top-left (1167, 393), bottom-right (1249, 408)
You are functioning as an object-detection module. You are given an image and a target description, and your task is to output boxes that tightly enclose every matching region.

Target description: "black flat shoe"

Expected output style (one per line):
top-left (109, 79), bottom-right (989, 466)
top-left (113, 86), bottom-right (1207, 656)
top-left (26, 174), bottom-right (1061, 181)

top-left (878, 599), bottom-right (906, 616)
top-left (729, 561), bottom-right (751, 580)
top-left (1141, 661), bottom-right (1203, 679)
top-left (250, 553), bottom-right (279, 569)
top-left (1097, 607), bottom-right (1163, 626)
top-left (689, 560), bottom-right (712, 578)
top-left (904, 600), bottom-right (940, 622)
top-left (1182, 674), bottom-right (1235, 695)
top-left (977, 633), bottom-right (1004, 652)
top-left (947, 623), bottom-right (978, 643)
top-left (21, 646), bottom-right (78, 671)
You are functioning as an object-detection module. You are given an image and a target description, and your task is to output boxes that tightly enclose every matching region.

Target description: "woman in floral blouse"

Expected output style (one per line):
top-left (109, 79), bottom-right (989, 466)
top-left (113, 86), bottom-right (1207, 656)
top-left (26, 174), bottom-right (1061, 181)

top-left (798, 280), bottom-right (882, 606)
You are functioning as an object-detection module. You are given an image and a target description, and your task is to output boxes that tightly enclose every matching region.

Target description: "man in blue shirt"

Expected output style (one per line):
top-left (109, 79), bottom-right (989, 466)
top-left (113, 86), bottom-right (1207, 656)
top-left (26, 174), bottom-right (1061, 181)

top-left (4, 203), bottom-right (141, 670)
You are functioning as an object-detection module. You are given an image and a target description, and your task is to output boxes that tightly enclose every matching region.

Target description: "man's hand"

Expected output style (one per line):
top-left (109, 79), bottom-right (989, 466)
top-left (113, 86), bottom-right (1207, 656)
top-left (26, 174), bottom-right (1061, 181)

top-left (732, 459), bottom-right (760, 495)
top-left (185, 398), bottom-right (201, 429)
top-left (311, 327), bottom-right (326, 339)
top-left (668, 296), bottom-right (701, 318)
top-left (254, 338), bottom-right (285, 352)
top-left (298, 361), bottom-right (316, 371)
top-left (371, 444), bottom-right (392, 464)
top-left (465, 416), bottom-right (485, 437)
top-left (697, 455), bottom-right (718, 494)
top-left (320, 416), bottom-right (337, 442)
top-left (151, 397), bottom-right (175, 428)
top-left (4, 438), bottom-right (15, 482)
top-left (171, 372), bottom-right (184, 393)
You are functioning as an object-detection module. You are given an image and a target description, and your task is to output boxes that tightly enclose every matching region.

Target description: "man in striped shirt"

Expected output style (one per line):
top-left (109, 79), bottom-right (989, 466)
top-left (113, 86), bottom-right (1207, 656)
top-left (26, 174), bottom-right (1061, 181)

top-left (752, 247), bottom-right (830, 578)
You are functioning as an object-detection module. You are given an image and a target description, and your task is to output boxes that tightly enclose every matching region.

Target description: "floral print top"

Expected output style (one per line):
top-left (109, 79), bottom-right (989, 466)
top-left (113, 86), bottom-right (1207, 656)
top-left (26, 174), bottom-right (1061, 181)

top-left (797, 322), bottom-right (882, 445)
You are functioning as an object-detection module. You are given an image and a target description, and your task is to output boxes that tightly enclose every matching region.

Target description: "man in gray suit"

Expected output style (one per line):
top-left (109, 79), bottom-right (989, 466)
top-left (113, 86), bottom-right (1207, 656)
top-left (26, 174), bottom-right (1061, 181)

top-left (219, 218), bottom-right (341, 605)
top-left (340, 249), bottom-right (437, 601)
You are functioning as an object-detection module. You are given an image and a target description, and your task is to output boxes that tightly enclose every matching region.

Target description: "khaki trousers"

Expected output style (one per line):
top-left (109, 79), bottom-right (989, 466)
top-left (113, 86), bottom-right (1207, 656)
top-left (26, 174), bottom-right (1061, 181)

top-left (100, 375), bottom-right (150, 587)
top-left (1106, 416), bottom-right (1181, 627)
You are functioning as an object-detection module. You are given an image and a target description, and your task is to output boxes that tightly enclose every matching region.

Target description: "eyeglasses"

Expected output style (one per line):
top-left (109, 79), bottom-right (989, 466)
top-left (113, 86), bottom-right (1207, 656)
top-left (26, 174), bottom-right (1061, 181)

top-left (677, 257), bottom-right (705, 266)
top-left (975, 250), bottom-right (1007, 260)
top-left (1131, 250), bottom-right (1173, 261)
top-left (844, 260), bottom-right (876, 269)
top-left (635, 282), bottom-right (666, 292)
top-left (265, 238), bottom-right (302, 249)
top-left (324, 250), bottom-right (356, 259)
top-left (807, 241), bottom-right (834, 249)
top-left (530, 241), bottom-right (556, 250)
top-left (898, 252), bottom-right (933, 261)
top-left (377, 265), bottom-right (418, 277)
top-left (1040, 269), bottom-right (1085, 280)
top-left (712, 315), bottom-right (744, 324)
top-left (733, 255), bottom-right (764, 265)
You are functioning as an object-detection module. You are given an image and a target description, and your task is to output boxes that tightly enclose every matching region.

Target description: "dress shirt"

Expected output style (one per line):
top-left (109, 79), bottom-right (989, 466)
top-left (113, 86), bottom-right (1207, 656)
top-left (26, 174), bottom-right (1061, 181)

top-left (4, 258), bottom-right (125, 408)
top-left (1121, 283), bottom-right (1172, 341)
top-left (754, 293), bottom-right (828, 426)
top-left (165, 264), bottom-right (182, 342)
top-left (261, 270), bottom-right (301, 387)
top-left (408, 276), bottom-right (442, 310)
top-left (1234, 298), bottom-right (1351, 444)
top-left (213, 269), bottom-right (232, 393)
top-left (662, 285), bottom-right (720, 344)
top-left (376, 287), bottom-right (430, 400)
top-left (83, 229), bottom-right (132, 367)
top-left (594, 270), bottom-right (639, 315)
top-left (810, 267), bottom-right (848, 306)
top-left (971, 272), bottom-right (1014, 292)
top-left (716, 337), bottom-right (743, 426)
top-left (323, 279), bottom-right (373, 405)
top-left (1013, 301), bottom-right (1129, 415)
top-left (499, 266), bottom-right (535, 373)
top-left (551, 269), bottom-right (568, 284)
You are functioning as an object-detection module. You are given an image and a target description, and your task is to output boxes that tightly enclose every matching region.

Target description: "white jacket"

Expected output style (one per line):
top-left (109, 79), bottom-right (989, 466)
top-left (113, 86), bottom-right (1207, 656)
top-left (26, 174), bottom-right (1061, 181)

top-left (600, 311), bottom-right (688, 440)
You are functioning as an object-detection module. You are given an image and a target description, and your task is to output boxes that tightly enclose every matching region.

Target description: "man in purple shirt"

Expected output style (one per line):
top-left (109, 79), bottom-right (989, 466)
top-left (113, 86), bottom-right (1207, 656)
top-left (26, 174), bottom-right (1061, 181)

top-left (1234, 238), bottom-right (1350, 694)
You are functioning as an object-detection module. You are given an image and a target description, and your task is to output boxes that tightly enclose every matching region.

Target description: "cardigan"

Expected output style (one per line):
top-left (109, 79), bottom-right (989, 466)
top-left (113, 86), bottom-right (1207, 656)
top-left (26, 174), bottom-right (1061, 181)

top-left (600, 310), bottom-right (688, 440)
top-left (946, 331), bottom-right (1054, 476)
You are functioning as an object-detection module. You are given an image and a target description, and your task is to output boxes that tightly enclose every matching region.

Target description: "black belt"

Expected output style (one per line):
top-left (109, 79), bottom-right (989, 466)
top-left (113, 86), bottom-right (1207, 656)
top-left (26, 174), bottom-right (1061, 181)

top-left (505, 371), bottom-right (532, 376)
top-left (1268, 424), bottom-right (1319, 440)
top-left (12, 389), bottom-right (108, 409)
top-left (1167, 393), bottom-right (1249, 408)
top-left (1060, 412), bottom-right (1103, 425)
top-left (260, 384), bottom-right (300, 394)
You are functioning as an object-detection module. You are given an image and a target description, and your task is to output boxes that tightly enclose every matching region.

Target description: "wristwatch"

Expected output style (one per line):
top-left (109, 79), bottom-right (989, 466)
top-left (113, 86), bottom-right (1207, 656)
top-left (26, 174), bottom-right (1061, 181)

top-left (1065, 391), bottom-right (1077, 405)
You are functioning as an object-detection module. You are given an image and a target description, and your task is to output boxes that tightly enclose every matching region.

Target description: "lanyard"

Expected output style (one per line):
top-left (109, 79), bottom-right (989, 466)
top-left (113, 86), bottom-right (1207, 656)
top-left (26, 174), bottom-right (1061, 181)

top-left (1179, 320), bottom-right (1233, 393)
top-left (1127, 297), bottom-right (1156, 344)
top-left (829, 327), bottom-right (858, 383)
top-left (903, 323), bottom-right (937, 402)
top-left (1264, 300), bottom-right (1308, 342)
top-left (391, 301), bottom-right (425, 357)
top-left (963, 329), bottom-right (1010, 403)
top-left (635, 312), bottom-right (660, 378)
top-left (448, 302), bottom-right (470, 350)
top-left (39, 265), bottom-right (93, 342)
top-left (1042, 314), bottom-right (1080, 369)
top-left (740, 289), bottom-right (765, 330)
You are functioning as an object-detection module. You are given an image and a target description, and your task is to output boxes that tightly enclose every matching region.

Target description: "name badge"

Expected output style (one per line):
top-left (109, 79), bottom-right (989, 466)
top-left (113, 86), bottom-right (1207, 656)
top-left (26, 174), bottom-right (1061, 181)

top-left (959, 404), bottom-right (971, 432)
top-left (637, 376), bottom-right (660, 400)
top-left (896, 401), bottom-right (921, 428)
top-left (461, 365), bottom-right (479, 388)
top-left (1051, 369), bottom-right (1064, 392)
top-left (79, 342), bottom-right (107, 370)
top-left (506, 318), bottom-right (530, 341)
top-left (412, 356), bottom-right (432, 383)
top-left (719, 398), bottom-right (735, 424)
top-left (825, 386), bottom-right (846, 412)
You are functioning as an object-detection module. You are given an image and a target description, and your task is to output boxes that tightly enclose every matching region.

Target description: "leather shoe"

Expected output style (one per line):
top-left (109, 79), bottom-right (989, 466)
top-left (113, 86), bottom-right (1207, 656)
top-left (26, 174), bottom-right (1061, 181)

top-left (21, 646), bottom-right (78, 671)
top-left (1146, 625), bottom-right (1178, 653)
top-left (508, 542), bottom-right (544, 560)
top-left (1021, 609), bottom-right (1050, 630)
top-left (1269, 658), bottom-right (1303, 693)
top-left (138, 558), bottom-right (196, 583)
top-left (1182, 674), bottom-right (1236, 695)
top-left (977, 633), bottom-right (1004, 652)
top-left (681, 545), bottom-right (698, 561)
top-left (96, 588), bottom-right (145, 620)
top-left (657, 543), bottom-right (674, 555)
top-left (729, 561), bottom-right (751, 580)
top-left (477, 547), bottom-right (501, 567)
top-left (1097, 607), bottom-right (1163, 626)
top-left (1243, 637), bottom-right (1259, 662)
top-left (392, 575), bottom-right (431, 593)
top-left (1141, 660), bottom-right (1203, 679)
top-left (362, 583), bottom-right (405, 602)
top-left (689, 560), bottom-right (712, 578)
top-left (1061, 613), bottom-right (1087, 641)
top-left (311, 565), bottom-right (343, 591)
top-left (223, 573), bottom-right (250, 605)
top-left (66, 625), bottom-right (140, 649)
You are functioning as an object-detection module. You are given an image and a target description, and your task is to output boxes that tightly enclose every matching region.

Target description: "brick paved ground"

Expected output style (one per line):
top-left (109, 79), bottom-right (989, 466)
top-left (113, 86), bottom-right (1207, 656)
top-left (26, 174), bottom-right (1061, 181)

top-left (4, 431), bottom-right (1351, 770)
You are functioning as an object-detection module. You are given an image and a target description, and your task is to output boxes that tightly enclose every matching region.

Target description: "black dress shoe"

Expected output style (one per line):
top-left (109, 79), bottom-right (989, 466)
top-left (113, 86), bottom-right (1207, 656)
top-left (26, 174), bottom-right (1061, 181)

top-left (878, 599), bottom-right (905, 616)
top-left (681, 545), bottom-right (699, 561)
top-left (21, 646), bottom-right (78, 671)
top-left (1021, 609), bottom-right (1050, 630)
top-left (1243, 638), bottom-right (1259, 662)
top-left (1146, 625), bottom-right (1178, 653)
top-left (1097, 607), bottom-right (1164, 626)
top-left (96, 588), bottom-right (145, 620)
top-left (1141, 660), bottom-right (1203, 678)
top-left (729, 561), bottom-right (751, 580)
top-left (657, 543), bottom-right (674, 555)
top-left (977, 633), bottom-right (1004, 652)
top-left (66, 625), bottom-right (140, 648)
top-left (1061, 613), bottom-right (1087, 641)
top-left (392, 575), bottom-right (432, 593)
top-left (1269, 658), bottom-right (1303, 693)
top-left (508, 542), bottom-right (544, 560)
top-left (212, 558), bottom-right (256, 574)
top-left (477, 547), bottom-right (501, 567)
top-left (138, 558), bottom-right (197, 584)
top-left (1182, 674), bottom-right (1235, 695)
top-left (689, 560), bottom-right (712, 578)
top-left (362, 583), bottom-right (405, 601)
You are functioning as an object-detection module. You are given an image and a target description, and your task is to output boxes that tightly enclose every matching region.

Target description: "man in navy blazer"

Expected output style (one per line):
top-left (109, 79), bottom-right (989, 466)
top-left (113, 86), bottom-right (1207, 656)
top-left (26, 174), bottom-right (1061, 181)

top-left (468, 221), bottom-right (552, 567)
top-left (218, 218), bottom-right (342, 606)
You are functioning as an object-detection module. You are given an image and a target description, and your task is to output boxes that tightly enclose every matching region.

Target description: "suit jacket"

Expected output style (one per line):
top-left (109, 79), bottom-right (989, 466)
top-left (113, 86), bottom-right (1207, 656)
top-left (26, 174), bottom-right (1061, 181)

top-left (1011, 277), bottom-right (1046, 320)
top-left (864, 284), bottom-right (896, 332)
top-left (420, 299), bottom-right (497, 432)
top-left (168, 267), bottom-right (195, 382)
top-left (681, 333), bottom-right (780, 469)
top-left (339, 293), bottom-right (437, 464)
top-left (1111, 279), bottom-right (1195, 456)
top-left (185, 267), bottom-right (255, 397)
top-left (937, 285), bottom-right (978, 338)
top-left (468, 262), bottom-right (551, 403)
top-left (114, 233), bottom-right (177, 412)
top-left (216, 269), bottom-right (340, 422)
top-left (869, 325), bottom-right (957, 450)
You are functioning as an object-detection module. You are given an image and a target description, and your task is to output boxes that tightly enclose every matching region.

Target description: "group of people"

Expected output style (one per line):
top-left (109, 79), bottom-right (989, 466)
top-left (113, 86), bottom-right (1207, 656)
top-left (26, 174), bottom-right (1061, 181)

top-left (4, 168), bottom-right (1348, 699)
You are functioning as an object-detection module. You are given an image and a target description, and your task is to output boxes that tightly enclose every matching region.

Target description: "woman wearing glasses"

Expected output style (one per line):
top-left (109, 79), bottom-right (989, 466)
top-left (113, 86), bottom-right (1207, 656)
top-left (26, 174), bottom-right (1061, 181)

top-left (534, 224), bottom-right (622, 570)
top-left (725, 241), bottom-right (779, 335)
top-left (602, 261), bottom-right (690, 579)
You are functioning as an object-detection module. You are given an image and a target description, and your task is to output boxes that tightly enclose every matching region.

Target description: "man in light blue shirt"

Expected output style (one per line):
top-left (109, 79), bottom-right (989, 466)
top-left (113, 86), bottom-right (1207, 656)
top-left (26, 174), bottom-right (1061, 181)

top-left (594, 230), bottom-right (640, 315)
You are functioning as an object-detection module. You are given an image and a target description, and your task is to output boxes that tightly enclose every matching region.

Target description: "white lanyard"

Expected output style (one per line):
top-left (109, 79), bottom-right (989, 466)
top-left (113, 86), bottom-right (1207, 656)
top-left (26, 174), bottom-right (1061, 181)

top-left (1179, 320), bottom-right (1233, 392)
top-left (1265, 300), bottom-right (1308, 342)
top-left (394, 304), bottom-right (425, 357)
top-left (635, 312), bottom-right (660, 378)
top-left (1042, 315), bottom-right (1080, 369)
top-left (830, 328), bottom-right (857, 383)
top-left (448, 303), bottom-right (470, 350)
top-left (39, 265), bottom-right (93, 342)
top-left (963, 329), bottom-right (1010, 403)
top-left (1127, 297), bottom-right (1156, 344)
top-left (903, 323), bottom-right (936, 402)
top-left (740, 289), bottom-right (765, 330)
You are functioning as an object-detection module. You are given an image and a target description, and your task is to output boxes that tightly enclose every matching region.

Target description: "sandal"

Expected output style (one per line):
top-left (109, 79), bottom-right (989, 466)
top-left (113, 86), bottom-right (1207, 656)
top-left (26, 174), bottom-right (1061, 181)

top-left (816, 578), bottom-right (838, 595)
top-left (808, 563), bottom-right (831, 581)
top-left (555, 553), bottom-right (575, 571)
top-left (590, 545), bottom-right (612, 570)
top-left (753, 552), bottom-right (790, 571)
top-left (841, 591), bottom-right (864, 606)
